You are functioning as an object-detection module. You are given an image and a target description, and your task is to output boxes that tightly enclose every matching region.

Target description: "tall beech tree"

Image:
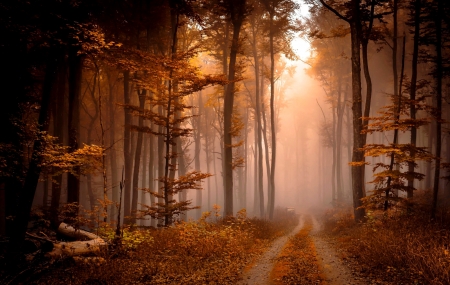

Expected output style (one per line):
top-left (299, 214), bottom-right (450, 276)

top-left (317, 0), bottom-right (367, 221)
top-left (261, 0), bottom-right (298, 219)
top-left (220, 0), bottom-right (249, 217)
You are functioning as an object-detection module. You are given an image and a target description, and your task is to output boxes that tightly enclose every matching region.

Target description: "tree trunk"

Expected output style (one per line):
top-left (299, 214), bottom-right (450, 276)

top-left (407, 0), bottom-right (421, 200)
top-left (148, 122), bottom-right (156, 227)
top-left (250, 18), bottom-right (264, 217)
top-left (336, 76), bottom-right (346, 202)
top-left (131, 89), bottom-right (146, 223)
top-left (346, 95), bottom-right (352, 194)
top-left (47, 223), bottom-right (107, 258)
top-left (332, 99), bottom-right (337, 202)
top-left (67, 48), bottom-right (82, 205)
top-left (431, 0), bottom-right (443, 219)
top-left (261, 79), bottom-right (271, 217)
top-left (10, 52), bottom-right (58, 254)
top-left (123, 70), bottom-right (132, 222)
top-left (108, 73), bottom-right (119, 223)
top-left (223, 3), bottom-right (246, 217)
top-left (51, 59), bottom-right (66, 227)
top-left (241, 107), bottom-right (248, 210)
top-left (177, 140), bottom-right (188, 221)
top-left (141, 133), bottom-right (148, 225)
top-left (84, 71), bottom-right (99, 211)
top-left (204, 109), bottom-right (212, 211)
top-left (349, 1), bottom-right (365, 221)
top-left (195, 92), bottom-right (202, 218)
top-left (268, 11), bottom-right (276, 220)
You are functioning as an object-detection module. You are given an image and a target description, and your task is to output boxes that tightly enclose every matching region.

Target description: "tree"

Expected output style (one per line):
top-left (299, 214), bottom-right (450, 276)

top-left (317, 0), bottom-right (367, 221)
top-left (261, 0), bottom-right (299, 219)
top-left (0, 0), bottom-right (112, 255)
top-left (220, 0), bottom-right (249, 217)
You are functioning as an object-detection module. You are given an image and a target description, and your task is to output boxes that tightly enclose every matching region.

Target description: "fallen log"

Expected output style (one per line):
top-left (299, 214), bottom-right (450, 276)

top-left (46, 223), bottom-right (107, 258)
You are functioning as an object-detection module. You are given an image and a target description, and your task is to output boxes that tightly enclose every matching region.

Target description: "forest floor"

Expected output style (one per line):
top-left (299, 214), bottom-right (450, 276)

top-left (2, 207), bottom-right (442, 284)
top-left (236, 216), bottom-right (305, 285)
top-left (237, 212), bottom-right (366, 285)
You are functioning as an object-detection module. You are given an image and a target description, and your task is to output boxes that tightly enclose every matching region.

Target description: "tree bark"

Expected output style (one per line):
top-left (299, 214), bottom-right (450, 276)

top-left (431, 0), bottom-right (443, 219)
top-left (123, 70), bottom-right (132, 222)
top-left (319, 0), bottom-right (366, 221)
top-left (268, 8), bottom-right (276, 220)
top-left (349, 2), bottom-right (365, 221)
top-left (250, 16), bottom-right (264, 217)
top-left (131, 89), bottom-right (146, 223)
top-left (195, 92), bottom-right (202, 218)
top-left (332, 95), bottom-right (337, 202)
top-left (407, 0), bottom-right (421, 200)
top-left (67, 48), bottom-right (82, 205)
top-left (336, 75), bottom-right (346, 202)
top-left (108, 72), bottom-right (119, 223)
top-left (47, 223), bottom-right (107, 258)
top-left (51, 58), bottom-right (66, 227)
top-left (223, 1), bottom-right (246, 217)
top-left (10, 52), bottom-right (58, 253)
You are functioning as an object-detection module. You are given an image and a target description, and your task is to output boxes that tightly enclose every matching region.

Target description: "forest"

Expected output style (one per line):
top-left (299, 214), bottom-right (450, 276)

top-left (0, 0), bottom-right (449, 284)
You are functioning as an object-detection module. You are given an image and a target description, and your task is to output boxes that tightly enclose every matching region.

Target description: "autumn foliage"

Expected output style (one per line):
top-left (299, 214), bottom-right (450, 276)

top-left (6, 207), bottom-right (298, 284)
top-left (322, 204), bottom-right (450, 284)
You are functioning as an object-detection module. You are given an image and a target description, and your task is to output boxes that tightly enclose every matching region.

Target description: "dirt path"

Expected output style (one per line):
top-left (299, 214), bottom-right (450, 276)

top-left (236, 215), bottom-right (305, 285)
top-left (237, 213), bottom-right (365, 285)
top-left (310, 215), bottom-right (365, 285)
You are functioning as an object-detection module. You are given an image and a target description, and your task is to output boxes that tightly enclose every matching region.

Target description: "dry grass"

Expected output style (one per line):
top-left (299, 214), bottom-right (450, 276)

top-left (13, 208), bottom-right (298, 285)
top-left (271, 215), bottom-right (323, 285)
top-left (321, 201), bottom-right (450, 285)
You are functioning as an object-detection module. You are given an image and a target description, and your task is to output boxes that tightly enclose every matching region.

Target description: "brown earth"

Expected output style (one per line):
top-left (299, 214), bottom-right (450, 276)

top-left (237, 213), bottom-right (367, 285)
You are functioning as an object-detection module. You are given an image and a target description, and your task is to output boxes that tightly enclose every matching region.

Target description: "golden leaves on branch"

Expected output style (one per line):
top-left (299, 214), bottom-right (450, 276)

top-left (40, 134), bottom-right (103, 176)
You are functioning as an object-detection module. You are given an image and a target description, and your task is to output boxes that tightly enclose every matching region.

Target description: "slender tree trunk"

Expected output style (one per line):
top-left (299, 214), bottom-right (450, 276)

top-left (149, 121), bottom-right (156, 227)
top-left (131, 90), bottom-right (145, 223)
top-left (67, 48), bottom-right (82, 205)
top-left (431, 0), bottom-right (443, 219)
top-left (268, 10), bottom-right (276, 220)
top-left (349, 1), bottom-right (365, 221)
top-left (253, 128), bottom-right (259, 215)
top-left (242, 107), bottom-right (248, 210)
top-left (336, 75), bottom-right (345, 202)
top-left (223, 4), bottom-right (246, 216)
top-left (407, 0), bottom-right (421, 200)
top-left (141, 133), bottom-right (148, 225)
top-left (51, 59), bottom-right (66, 227)
top-left (123, 70), bottom-right (132, 222)
top-left (177, 140), bottom-right (188, 221)
top-left (212, 134), bottom-right (219, 205)
top-left (384, 35), bottom-right (405, 210)
top-left (195, 92), bottom-right (202, 218)
top-left (261, 79), bottom-right (271, 217)
top-left (106, 71), bottom-right (118, 222)
top-left (204, 111), bottom-right (212, 211)
top-left (84, 71), bottom-right (99, 211)
top-left (250, 19), bottom-right (264, 217)
top-left (332, 100), bottom-right (337, 202)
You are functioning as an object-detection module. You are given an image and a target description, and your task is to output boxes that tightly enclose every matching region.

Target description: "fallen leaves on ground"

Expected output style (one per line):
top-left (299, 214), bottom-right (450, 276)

top-left (271, 214), bottom-right (323, 285)
top-left (23, 208), bottom-right (298, 285)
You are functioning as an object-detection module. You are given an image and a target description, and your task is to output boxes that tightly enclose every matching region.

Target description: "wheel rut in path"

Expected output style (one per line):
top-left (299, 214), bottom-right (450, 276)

top-left (237, 213), bottom-right (365, 285)
top-left (236, 215), bottom-right (305, 285)
top-left (310, 215), bottom-right (364, 285)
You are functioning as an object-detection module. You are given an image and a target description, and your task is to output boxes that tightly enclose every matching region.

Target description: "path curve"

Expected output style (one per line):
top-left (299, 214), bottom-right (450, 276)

top-left (236, 214), bottom-right (305, 285)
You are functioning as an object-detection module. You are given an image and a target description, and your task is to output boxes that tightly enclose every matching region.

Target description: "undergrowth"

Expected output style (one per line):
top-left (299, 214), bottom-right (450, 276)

top-left (17, 207), bottom-right (297, 285)
top-left (321, 202), bottom-right (450, 285)
top-left (271, 215), bottom-right (322, 285)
